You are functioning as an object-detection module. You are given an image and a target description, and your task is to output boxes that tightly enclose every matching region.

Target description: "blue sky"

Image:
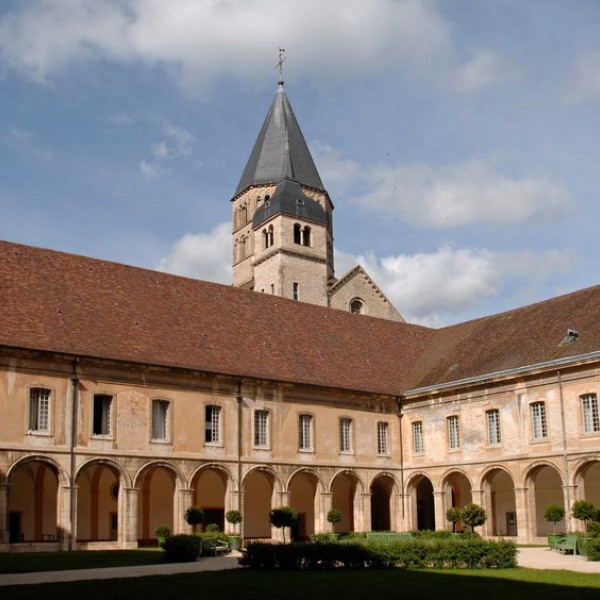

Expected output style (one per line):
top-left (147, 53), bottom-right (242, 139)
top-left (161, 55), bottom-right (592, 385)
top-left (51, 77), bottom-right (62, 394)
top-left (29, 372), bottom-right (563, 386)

top-left (1, 0), bottom-right (600, 326)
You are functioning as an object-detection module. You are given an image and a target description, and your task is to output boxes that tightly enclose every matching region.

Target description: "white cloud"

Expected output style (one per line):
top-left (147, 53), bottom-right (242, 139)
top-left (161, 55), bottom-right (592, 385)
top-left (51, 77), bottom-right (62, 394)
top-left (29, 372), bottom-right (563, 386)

top-left (336, 246), bottom-right (578, 326)
top-left (311, 141), bottom-right (362, 191)
top-left (139, 159), bottom-right (161, 179)
top-left (356, 158), bottom-right (574, 228)
top-left (566, 51), bottom-right (600, 103)
top-left (157, 222), bottom-right (232, 283)
top-left (0, 0), bottom-right (517, 93)
top-left (10, 127), bottom-right (52, 159)
top-left (142, 120), bottom-right (196, 176)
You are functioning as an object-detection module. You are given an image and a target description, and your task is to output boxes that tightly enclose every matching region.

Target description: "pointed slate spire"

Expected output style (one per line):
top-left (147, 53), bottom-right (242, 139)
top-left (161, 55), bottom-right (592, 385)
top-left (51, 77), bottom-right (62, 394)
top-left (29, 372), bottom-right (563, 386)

top-left (234, 83), bottom-right (324, 197)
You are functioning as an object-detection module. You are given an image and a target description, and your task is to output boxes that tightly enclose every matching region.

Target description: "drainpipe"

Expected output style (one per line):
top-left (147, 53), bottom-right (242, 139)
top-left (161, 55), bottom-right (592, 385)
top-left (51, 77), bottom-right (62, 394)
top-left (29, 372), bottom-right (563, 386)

top-left (397, 397), bottom-right (405, 523)
top-left (236, 381), bottom-right (243, 536)
top-left (69, 358), bottom-right (80, 551)
top-left (557, 370), bottom-right (572, 531)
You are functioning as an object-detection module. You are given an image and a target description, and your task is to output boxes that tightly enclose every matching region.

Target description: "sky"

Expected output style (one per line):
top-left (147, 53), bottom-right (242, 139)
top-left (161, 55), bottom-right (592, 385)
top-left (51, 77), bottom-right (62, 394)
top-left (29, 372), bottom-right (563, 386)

top-left (1, 0), bottom-right (600, 327)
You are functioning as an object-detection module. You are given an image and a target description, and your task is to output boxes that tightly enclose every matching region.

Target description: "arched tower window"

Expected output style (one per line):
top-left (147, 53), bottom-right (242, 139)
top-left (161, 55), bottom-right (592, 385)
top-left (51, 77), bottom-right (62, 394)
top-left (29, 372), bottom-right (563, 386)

top-left (263, 225), bottom-right (274, 249)
top-left (303, 226), bottom-right (311, 247)
top-left (293, 223), bottom-right (302, 245)
top-left (350, 299), bottom-right (364, 315)
top-left (293, 224), bottom-right (311, 246)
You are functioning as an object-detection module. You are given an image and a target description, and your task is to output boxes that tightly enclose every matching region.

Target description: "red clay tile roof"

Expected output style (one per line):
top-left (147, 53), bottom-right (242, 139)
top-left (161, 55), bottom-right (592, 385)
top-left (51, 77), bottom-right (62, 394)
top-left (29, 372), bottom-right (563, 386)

top-left (0, 240), bottom-right (433, 396)
top-left (405, 284), bottom-right (600, 391)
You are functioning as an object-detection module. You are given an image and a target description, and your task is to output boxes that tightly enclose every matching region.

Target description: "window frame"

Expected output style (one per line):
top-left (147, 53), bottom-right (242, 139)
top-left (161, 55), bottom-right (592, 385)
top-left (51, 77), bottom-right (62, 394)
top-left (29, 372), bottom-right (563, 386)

top-left (581, 394), bottom-right (599, 434)
top-left (253, 409), bottom-right (270, 448)
top-left (151, 398), bottom-right (171, 443)
top-left (298, 413), bottom-right (314, 452)
top-left (377, 421), bottom-right (390, 455)
top-left (530, 401), bottom-right (548, 440)
top-left (205, 404), bottom-right (222, 445)
top-left (92, 394), bottom-right (114, 438)
top-left (412, 421), bottom-right (424, 454)
top-left (339, 417), bottom-right (353, 454)
top-left (486, 408), bottom-right (502, 446)
top-left (447, 415), bottom-right (460, 450)
top-left (28, 387), bottom-right (51, 434)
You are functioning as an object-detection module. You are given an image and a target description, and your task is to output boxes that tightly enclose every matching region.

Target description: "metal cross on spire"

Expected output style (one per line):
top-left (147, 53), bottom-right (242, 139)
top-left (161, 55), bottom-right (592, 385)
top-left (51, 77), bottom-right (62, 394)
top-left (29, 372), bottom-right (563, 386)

top-left (274, 48), bottom-right (286, 85)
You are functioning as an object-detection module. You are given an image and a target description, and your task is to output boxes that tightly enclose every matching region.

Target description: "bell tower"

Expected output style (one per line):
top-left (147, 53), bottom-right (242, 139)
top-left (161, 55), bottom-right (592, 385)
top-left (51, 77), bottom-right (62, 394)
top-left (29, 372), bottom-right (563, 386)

top-left (231, 80), bottom-right (334, 306)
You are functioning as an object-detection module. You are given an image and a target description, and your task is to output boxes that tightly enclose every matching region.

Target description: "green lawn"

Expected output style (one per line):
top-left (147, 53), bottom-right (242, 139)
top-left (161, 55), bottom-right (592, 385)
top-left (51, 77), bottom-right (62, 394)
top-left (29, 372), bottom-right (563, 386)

top-left (3, 568), bottom-right (600, 600)
top-left (0, 549), bottom-right (164, 573)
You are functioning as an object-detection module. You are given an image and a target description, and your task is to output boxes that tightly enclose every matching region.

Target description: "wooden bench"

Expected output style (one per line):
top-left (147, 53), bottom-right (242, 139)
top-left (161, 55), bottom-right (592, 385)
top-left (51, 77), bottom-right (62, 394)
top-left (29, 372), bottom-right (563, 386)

top-left (366, 532), bottom-right (412, 542)
top-left (554, 534), bottom-right (578, 555)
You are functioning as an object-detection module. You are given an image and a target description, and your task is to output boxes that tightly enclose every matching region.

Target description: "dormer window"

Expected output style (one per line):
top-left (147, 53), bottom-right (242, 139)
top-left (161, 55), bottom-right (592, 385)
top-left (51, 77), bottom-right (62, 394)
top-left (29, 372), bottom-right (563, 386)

top-left (350, 299), bottom-right (363, 315)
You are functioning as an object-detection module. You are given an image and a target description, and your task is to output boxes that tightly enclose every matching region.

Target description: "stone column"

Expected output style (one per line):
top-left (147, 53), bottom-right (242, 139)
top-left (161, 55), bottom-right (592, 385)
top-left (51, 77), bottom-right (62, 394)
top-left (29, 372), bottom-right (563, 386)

top-left (121, 487), bottom-right (139, 549)
top-left (273, 491), bottom-right (290, 542)
top-left (360, 493), bottom-right (372, 532)
top-left (0, 483), bottom-right (9, 550)
top-left (514, 487), bottom-right (530, 544)
top-left (471, 488), bottom-right (490, 537)
top-left (320, 492), bottom-right (333, 534)
top-left (433, 491), bottom-right (447, 531)
top-left (563, 485), bottom-right (577, 532)
top-left (396, 492), bottom-right (408, 532)
top-left (178, 488), bottom-right (194, 534)
top-left (58, 484), bottom-right (76, 551)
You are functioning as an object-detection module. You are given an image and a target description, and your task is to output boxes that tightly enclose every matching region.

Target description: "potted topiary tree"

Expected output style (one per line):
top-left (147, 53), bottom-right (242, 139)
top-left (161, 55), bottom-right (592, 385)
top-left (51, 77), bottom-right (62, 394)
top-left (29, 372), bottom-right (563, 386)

top-left (269, 506), bottom-right (297, 544)
top-left (543, 503), bottom-right (565, 548)
top-left (154, 525), bottom-right (171, 548)
top-left (225, 509), bottom-right (243, 550)
top-left (184, 506), bottom-right (205, 533)
top-left (446, 507), bottom-right (462, 534)
top-left (327, 508), bottom-right (342, 540)
top-left (572, 499), bottom-right (598, 555)
top-left (460, 503), bottom-right (487, 536)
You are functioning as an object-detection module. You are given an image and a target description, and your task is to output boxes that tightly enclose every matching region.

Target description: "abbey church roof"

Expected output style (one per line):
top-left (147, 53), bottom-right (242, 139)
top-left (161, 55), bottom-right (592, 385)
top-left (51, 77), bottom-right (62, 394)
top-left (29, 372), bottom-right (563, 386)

top-left (234, 84), bottom-right (325, 197)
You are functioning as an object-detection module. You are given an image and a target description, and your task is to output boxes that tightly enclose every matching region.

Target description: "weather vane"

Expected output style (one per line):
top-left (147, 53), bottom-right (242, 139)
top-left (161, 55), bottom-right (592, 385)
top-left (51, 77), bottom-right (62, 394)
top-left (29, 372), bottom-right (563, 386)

top-left (274, 48), bottom-right (286, 85)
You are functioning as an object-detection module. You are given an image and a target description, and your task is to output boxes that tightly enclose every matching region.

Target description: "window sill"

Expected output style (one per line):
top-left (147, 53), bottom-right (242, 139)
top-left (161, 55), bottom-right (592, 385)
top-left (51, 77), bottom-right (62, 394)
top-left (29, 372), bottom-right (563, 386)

top-left (204, 442), bottom-right (224, 448)
top-left (151, 438), bottom-right (172, 445)
top-left (298, 448), bottom-right (314, 454)
top-left (26, 430), bottom-right (52, 437)
top-left (529, 437), bottom-right (549, 445)
top-left (253, 445), bottom-right (271, 451)
top-left (339, 450), bottom-right (354, 456)
top-left (92, 434), bottom-right (114, 440)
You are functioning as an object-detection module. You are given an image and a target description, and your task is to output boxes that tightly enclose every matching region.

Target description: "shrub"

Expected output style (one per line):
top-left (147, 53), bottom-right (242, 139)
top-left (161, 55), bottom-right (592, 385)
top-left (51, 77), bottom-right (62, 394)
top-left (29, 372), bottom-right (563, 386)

top-left (239, 538), bottom-right (516, 570)
top-left (269, 506), bottom-right (297, 544)
top-left (327, 509), bottom-right (342, 532)
top-left (409, 529), bottom-right (455, 539)
top-left (205, 523), bottom-right (220, 534)
top-left (585, 537), bottom-right (600, 561)
top-left (162, 534), bottom-right (202, 562)
top-left (587, 520), bottom-right (600, 538)
top-left (154, 525), bottom-right (170, 539)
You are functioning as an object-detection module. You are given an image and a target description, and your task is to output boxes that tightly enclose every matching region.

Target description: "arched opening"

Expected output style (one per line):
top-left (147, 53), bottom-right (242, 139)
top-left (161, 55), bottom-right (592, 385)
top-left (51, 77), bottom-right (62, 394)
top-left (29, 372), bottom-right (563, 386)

top-left (482, 468), bottom-right (517, 536)
top-left (575, 460), bottom-right (600, 507)
top-left (350, 299), bottom-right (364, 315)
top-left (289, 471), bottom-right (318, 540)
top-left (442, 472), bottom-right (472, 532)
top-left (136, 465), bottom-right (175, 545)
top-left (76, 462), bottom-right (120, 542)
top-left (303, 226), bottom-right (311, 247)
top-left (293, 223), bottom-right (302, 245)
top-left (192, 467), bottom-right (228, 532)
top-left (8, 460), bottom-right (60, 543)
top-left (527, 464), bottom-right (564, 537)
top-left (243, 469), bottom-right (275, 540)
top-left (330, 471), bottom-right (359, 533)
top-left (370, 475), bottom-right (394, 531)
top-left (406, 474), bottom-right (435, 531)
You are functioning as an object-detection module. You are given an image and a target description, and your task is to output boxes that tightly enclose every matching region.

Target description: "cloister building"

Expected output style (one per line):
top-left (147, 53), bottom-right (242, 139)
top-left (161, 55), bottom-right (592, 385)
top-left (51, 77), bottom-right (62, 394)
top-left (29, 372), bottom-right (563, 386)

top-left (1, 82), bottom-right (599, 551)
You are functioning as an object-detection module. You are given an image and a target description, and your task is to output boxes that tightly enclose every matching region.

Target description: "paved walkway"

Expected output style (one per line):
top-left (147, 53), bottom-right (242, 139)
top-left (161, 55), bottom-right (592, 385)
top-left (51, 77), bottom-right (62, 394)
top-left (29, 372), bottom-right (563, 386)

top-left (0, 548), bottom-right (599, 586)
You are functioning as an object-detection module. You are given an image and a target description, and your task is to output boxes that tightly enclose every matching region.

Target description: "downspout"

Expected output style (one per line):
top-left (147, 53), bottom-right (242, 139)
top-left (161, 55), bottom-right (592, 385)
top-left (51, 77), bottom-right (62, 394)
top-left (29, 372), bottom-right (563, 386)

top-left (397, 397), bottom-right (405, 523)
top-left (557, 370), bottom-right (572, 530)
top-left (236, 381), bottom-right (243, 537)
top-left (69, 358), bottom-right (80, 551)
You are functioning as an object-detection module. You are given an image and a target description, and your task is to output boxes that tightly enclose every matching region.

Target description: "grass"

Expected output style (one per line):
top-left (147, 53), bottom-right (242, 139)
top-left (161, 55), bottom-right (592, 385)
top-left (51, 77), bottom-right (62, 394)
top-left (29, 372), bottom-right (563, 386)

top-left (0, 549), bottom-right (164, 574)
top-left (3, 568), bottom-right (600, 600)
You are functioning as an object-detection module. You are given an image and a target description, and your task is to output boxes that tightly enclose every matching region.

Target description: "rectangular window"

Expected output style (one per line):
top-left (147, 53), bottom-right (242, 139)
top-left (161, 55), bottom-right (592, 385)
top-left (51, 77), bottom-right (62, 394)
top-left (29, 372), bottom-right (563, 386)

top-left (93, 394), bottom-right (112, 436)
top-left (340, 418), bottom-right (353, 452)
top-left (581, 394), bottom-right (599, 434)
top-left (152, 399), bottom-right (169, 441)
top-left (447, 416), bottom-right (460, 449)
top-left (298, 414), bottom-right (313, 450)
top-left (412, 421), bottom-right (424, 454)
top-left (254, 410), bottom-right (269, 447)
top-left (29, 388), bottom-right (50, 432)
top-left (531, 401), bottom-right (548, 439)
top-left (205, 405), bottom-right (221, 444)
top-left (293, 282), bottom-right (299, 301)
top-left (377, 421), bottom-right (389, 454)
top-left (486, 409), bottom-right (502, 445)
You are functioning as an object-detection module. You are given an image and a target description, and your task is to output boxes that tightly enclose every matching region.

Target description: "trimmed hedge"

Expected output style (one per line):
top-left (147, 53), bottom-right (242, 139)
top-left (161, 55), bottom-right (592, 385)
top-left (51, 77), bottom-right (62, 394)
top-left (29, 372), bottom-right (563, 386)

top-left (585, 537), bottom-right (600, 561)
top-left (239, 538), bottom-right (516, 570)
top-left (162, 534), bottom-right (202, 562)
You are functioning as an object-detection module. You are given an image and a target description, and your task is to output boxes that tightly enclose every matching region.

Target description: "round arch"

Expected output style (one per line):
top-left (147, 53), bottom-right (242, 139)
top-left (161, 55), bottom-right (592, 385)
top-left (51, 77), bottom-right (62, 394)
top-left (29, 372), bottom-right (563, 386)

top-left (243, 466), bottom-right (280, 540)
top-left (329, 469), bottom-right (364, 533)
top-left (133, 461), bottom-right (185, 490)
top-left (523, 461), bottom-right (565, 537)
top-left (7, 455), bottom-right (68, 487)
top-left (478, 465), bottom-right (517, 537)
top-left (286, 467), bottom-right (326, 495)
top-left (405, 472), bottom-right (435, 531)
top-left (76, 458), bottom-right (131, 488)
top-left (572, 457), bottom-right (600, 513)
top-left (190, 463), bottom-right (236, 491)
top-left (287, 468), bottom-right (322, 540)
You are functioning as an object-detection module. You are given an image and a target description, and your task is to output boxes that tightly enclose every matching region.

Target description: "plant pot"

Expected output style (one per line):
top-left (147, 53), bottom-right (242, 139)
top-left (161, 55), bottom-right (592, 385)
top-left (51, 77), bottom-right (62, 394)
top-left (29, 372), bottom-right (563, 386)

top-left (227, 535), bottom-right (241, 550)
